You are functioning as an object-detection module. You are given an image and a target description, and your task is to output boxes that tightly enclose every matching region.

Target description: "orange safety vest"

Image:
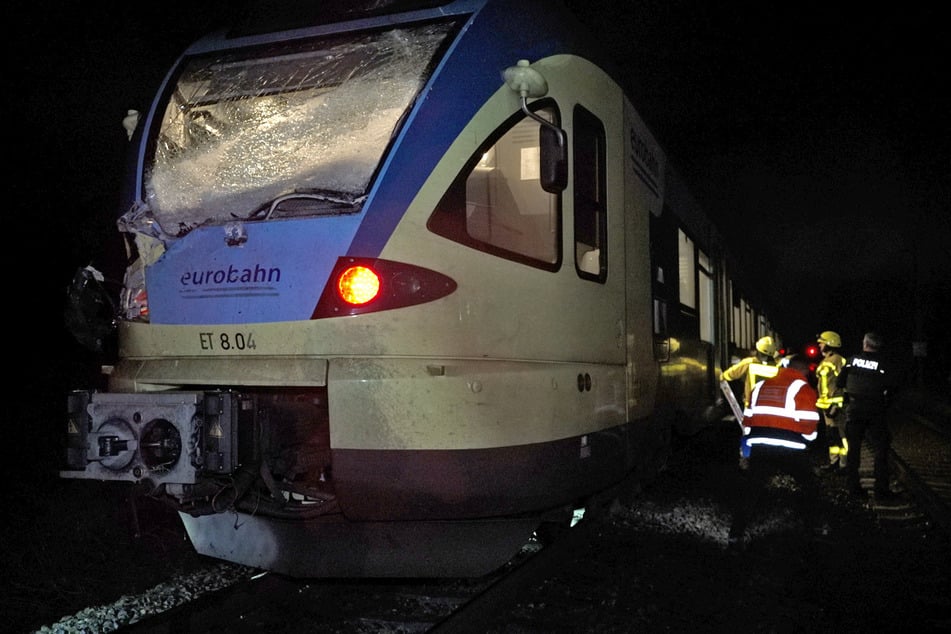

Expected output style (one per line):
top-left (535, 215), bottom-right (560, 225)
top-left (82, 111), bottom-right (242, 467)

top-left (741, 367), bottom-right (820, 452)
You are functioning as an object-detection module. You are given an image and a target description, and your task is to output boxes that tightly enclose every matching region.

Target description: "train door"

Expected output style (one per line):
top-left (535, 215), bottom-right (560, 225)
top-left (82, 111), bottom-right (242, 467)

top-left (621, 98), bottom-right (665, 422)
top-left (572, 105), bottom-right (607, 282)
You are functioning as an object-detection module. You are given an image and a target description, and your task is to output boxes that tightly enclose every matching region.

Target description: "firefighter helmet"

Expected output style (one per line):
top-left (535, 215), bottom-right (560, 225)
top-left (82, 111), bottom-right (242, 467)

top-left (817, 330), bottom-right (842, 348)
top-left (755, 336), bottom-right (777, 356)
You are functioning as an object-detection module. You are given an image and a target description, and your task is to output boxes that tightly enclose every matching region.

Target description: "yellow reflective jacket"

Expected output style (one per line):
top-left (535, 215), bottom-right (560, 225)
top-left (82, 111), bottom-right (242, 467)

top-left (815, 352), bottom-right (846, 409)
top-left (721, 356), bottom-right (779, 407)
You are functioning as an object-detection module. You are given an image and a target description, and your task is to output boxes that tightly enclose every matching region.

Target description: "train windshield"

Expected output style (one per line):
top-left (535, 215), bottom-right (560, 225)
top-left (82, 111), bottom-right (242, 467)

top-left (145, 21), bottom-right (455, 234)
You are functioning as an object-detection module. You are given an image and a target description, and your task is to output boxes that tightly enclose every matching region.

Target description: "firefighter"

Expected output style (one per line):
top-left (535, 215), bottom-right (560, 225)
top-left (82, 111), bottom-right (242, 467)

top-left (815, 330), bottom-right (847, 472)
top-left (722, 336), bottom-right (781, 408)
top-left (721, 336), bottom-right (780, 468)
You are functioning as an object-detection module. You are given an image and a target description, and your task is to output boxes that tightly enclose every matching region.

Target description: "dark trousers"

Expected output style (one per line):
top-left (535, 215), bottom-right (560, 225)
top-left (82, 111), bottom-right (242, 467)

top-left (730, 446), bottom-right (818, 539)
top-left (845, 413), bottom-right (891, 494)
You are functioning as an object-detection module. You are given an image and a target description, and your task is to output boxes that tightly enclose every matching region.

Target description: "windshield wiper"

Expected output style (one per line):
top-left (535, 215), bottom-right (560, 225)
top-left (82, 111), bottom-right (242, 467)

top-left (246, 190), bottom-right (367, 220)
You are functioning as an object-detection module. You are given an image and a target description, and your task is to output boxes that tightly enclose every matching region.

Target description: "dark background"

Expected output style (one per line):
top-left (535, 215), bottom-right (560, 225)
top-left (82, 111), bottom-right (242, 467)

top-left (571, 1), bottom-right (948, 369)
top-left (14, 1), bottom-right (950, 400)
top-left (6, 6), bottom-right (947, 631)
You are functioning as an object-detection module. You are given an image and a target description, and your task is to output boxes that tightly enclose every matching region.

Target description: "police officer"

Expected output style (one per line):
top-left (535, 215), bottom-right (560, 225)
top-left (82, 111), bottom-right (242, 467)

top-left (838, 331), bottom-right (900, 499)
top-left (815, 331), bottom-right (847, 472)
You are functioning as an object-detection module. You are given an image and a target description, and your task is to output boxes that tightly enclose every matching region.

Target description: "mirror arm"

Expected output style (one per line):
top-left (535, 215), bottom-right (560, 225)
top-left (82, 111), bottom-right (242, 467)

top-left (503, 59), bottom-right (562, 134)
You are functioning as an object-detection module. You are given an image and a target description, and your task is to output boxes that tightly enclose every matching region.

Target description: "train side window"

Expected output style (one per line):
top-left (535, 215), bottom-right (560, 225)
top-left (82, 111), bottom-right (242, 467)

top-left (731, 286), bottom-right (742, 348)
top-left (734, 294), bottom-right (752, 349)
top-left (427, 102), bottom-right (562, 271)
top-left (698, 248), bottom-right (714, 343)
top-left (678, 228), bottom-right (696, 309)
top-left (650, 212), bottom-right (672, 361)
top-left (743, 299), bottom-right (754, 347)
top-left (573, 105), bottom-right (606, 281)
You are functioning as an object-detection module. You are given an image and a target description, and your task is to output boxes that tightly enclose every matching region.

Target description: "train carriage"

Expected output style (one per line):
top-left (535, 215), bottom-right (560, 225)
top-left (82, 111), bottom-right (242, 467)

top-left (63, 0), bottom-right (778, 577)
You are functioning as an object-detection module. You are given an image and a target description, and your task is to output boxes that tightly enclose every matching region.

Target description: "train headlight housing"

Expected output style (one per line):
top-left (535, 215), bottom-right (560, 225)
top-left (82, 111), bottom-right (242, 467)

top-left (121, 286), bottom-right (150, 321)
top-left (313, 257), bottom-right (457, 318)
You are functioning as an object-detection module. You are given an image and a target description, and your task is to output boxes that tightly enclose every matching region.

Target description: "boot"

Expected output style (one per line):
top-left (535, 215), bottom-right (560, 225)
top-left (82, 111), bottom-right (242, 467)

top-left (820, 458), bottom-right (839, 472)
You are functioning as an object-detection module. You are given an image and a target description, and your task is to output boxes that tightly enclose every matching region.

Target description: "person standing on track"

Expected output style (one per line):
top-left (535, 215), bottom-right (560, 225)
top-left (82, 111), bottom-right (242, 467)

top-left (838, 331), bottom-right (901, 500)
top-left (721, 336), bottom-right (781, 469)
top-left (722, 336), bottom-right (781, 410)
top-left (815, 330), bottom-right (848, 473)
top-left (728, 355), bottom-right (821, 550)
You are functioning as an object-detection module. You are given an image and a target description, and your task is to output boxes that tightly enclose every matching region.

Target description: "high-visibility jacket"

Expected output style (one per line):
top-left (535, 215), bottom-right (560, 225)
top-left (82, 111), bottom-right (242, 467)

top-left (721, 356), bottom-right (779, 407)
top-left (815, 352), bottom-right (845, 410)
top-left (741, 367), bottom-right (820, 453)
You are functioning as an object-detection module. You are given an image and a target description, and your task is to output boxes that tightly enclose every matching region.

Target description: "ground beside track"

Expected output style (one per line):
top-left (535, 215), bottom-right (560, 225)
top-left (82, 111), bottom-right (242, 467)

top-left (11, 390), bottom-right (951, 633)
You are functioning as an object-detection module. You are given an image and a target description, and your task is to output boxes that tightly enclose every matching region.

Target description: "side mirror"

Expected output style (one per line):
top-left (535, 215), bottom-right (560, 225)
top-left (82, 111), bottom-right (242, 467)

top-left (504, 59), bottom-right (568, 194)
top-left (540, 124), bottom-right (567, 193)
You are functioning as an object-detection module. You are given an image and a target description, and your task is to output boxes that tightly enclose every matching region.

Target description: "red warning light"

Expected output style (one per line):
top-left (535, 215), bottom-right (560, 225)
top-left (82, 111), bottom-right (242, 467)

top-left (337, 265), bottom-right (381, 305)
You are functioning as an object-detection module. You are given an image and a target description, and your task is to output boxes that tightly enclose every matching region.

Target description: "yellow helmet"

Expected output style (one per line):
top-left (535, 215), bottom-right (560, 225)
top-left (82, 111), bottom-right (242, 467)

top-left (817, 330), bottom-right (842, 348)
top-left (755, 336), bottom-right (777, 356)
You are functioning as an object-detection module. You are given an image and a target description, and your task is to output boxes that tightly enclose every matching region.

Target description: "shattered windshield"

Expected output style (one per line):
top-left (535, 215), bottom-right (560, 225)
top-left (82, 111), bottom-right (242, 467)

top-left (145, 21), bottom-right (454, 234)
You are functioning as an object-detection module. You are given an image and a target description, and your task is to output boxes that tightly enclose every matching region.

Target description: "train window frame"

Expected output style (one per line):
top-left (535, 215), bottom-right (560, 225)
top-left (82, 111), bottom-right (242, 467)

top-left (649, 211), bottom-right (672, 361)
top-left (736, 295), bottom-right (744, 348)
top-left (698, 247), bottom-right (714, 343)
top-left (740, 297), bottom-right (753, 349)
top-left (678, 228), bottom-right (697, 310)
top-left (427, 100), bottom-right (563, 272)
top-left (572, 105), bottom-right (607, 282)
top-left (144, 20), bottom-right (459, 235)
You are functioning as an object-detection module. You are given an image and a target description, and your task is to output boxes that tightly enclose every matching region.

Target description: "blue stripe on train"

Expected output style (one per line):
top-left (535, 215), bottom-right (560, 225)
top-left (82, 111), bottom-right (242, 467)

top-left (347, 0), bottom-right (581, 255)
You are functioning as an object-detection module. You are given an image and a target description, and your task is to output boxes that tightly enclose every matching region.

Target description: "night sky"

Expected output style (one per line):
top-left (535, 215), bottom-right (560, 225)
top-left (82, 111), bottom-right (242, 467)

top-left (16, 1), bottom-right (949, 386)
top-left (569, 1), bottom-right (949, 357)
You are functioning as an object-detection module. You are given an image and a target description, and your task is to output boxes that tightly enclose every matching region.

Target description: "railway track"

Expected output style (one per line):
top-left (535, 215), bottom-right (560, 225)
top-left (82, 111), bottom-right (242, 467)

top-left (860, 409), bottom-right (951, 535)
top-left (888, 412), bottom-right (951, 530)
top-left (120, 557), bottom-right (501, 632)
top-left (117, 517), bottom-right (607, 633)
top-left (39, 408), bottom-right (949, 633)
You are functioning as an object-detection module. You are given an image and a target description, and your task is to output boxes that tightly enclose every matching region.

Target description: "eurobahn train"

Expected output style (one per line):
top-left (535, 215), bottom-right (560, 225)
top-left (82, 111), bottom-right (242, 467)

top-left (63, 0), bottom-right (779, 577)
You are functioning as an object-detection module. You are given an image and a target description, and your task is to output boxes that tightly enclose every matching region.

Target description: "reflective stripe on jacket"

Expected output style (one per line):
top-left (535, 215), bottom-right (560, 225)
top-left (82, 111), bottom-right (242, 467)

top-left (815, 352), bottom-right (845, 409)
top-left (741, 367), bottom-right (820, 452)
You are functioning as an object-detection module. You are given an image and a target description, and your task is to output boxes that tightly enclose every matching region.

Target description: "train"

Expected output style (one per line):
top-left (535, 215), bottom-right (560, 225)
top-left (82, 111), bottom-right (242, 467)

top-left (62, 0), bottom-right (779, 577)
